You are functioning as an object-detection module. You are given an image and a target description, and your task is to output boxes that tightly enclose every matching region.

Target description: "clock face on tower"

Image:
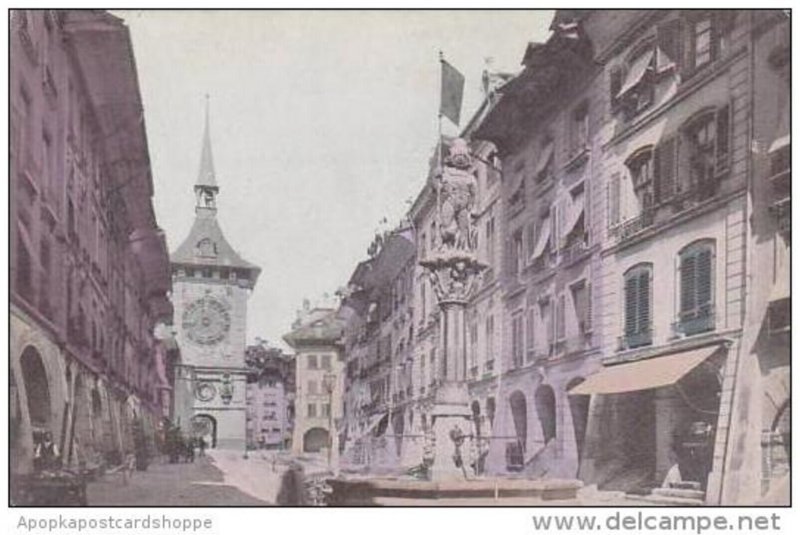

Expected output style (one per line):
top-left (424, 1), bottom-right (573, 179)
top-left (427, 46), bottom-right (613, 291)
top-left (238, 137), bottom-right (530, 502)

top-left (182, 296), bottom-right (231, 346)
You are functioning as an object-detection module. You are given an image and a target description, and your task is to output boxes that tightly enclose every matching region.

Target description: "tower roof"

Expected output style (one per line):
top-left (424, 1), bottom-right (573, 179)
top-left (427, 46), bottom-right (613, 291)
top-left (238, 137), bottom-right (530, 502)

top-left (196, 96), bottom-right (217, 189)
top-left (171, 98), bottom-right (261, 285)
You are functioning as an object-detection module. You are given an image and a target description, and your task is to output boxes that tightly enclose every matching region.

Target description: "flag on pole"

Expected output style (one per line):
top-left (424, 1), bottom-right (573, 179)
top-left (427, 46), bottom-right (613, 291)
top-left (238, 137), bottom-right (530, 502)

top-left (440, 58), bottom-right (465, 126)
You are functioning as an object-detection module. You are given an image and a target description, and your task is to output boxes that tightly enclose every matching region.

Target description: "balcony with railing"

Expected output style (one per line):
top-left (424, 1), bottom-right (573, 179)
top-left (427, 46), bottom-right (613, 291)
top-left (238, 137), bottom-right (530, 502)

top-left (561, 238), bottom-right (589, 265)
top-left (613, 210), bottom-right (655, 242)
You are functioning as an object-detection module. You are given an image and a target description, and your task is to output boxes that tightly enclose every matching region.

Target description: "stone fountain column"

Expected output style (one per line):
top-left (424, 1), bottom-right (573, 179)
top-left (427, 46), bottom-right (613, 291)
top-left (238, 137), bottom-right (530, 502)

top-left (420, 139), bottom-right (486, 482)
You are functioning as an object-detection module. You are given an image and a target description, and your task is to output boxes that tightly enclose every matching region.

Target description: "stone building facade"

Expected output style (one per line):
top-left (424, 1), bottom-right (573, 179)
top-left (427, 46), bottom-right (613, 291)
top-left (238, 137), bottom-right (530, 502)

top-left (284, 307), bottom-right (345, 462)
top-left (244, 343), bottom-right (295, 450)
top-left (330, 9), bottom-right (789, 505)
top-left (170, 107), bottom-right (261, 451)
top-left (9, 10), bottom-right (172, 483)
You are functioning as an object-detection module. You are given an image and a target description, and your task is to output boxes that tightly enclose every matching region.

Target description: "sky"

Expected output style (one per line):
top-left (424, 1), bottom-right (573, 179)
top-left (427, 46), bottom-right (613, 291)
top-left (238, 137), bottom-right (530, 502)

top-left (118, 10), bottom-right (554, 350)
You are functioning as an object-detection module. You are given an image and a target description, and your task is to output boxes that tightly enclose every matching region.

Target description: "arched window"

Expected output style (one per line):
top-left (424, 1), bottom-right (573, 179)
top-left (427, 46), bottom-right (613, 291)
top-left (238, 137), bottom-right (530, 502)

top-left (677, 240), bottom-right (715, 335)
top-left (622, 263), bottom-right (653, 349)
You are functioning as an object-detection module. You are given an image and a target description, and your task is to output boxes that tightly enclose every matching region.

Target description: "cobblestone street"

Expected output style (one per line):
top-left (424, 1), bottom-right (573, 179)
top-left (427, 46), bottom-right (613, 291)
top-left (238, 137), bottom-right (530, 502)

top-left (86, 453), bottom-right (277, 506)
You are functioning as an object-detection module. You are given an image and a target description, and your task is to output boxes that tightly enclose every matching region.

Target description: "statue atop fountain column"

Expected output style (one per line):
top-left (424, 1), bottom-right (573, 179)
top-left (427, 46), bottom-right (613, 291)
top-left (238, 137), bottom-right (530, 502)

top-left (420, 139), bottom-right (486, 481)
top-left (437, 138), bottom-right (478, 252)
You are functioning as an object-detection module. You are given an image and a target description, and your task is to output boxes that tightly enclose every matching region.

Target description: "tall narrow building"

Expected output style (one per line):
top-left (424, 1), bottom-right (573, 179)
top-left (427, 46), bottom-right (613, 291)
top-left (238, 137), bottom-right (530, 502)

top-left (170, 103), bottom-right (260, 450)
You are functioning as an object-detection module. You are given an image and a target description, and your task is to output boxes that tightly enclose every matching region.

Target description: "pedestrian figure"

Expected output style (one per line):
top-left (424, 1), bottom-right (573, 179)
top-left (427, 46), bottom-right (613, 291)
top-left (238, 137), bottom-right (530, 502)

top-left (33, 431), bottom-right (61, 471)
top-left (198, 437), bottom-right (206, 457)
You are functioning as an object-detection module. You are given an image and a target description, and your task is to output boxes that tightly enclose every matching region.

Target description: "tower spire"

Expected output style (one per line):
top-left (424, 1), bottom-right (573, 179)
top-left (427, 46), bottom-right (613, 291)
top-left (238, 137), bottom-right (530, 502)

top-left (196, 94), bottom-right (217, 189)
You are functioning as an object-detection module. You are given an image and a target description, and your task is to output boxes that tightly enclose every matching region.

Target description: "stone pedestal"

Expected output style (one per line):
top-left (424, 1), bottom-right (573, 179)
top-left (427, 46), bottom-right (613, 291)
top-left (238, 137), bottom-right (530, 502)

top-left (429, 382), bottom-right (474, 481)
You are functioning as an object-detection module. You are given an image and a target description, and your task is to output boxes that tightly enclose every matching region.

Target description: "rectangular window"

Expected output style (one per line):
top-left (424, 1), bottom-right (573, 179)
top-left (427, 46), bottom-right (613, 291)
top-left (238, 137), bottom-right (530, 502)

top-left (485, 315), bottom-right (494, 362)
top-left (307, 404), bottom-right (317, 418)
top-left (555, 293), bottom-right (566, 341)
top-left (570, 102), bottom-right (589, 155)
top-left (307, 354), bottom-right (318, 370)
top-left (540, 298), bottom-right (553, 348)
top-left (526, 306), bottom-right (536, 359)
top-left (571, 281), bottom-right (591, 334)
top-left (322, 404), bottom-right (331, 417)
top-left (624, 267), bottom-right (652, 348)
top-left (321, 354), bottom-right (332, 370)
top-left (511, 312), bottom-right (524, 368)
top-left (692, 18), bottom-right (713, 69)
top-left (307, 380), bottom-right (318, 395)
top-left (513, 229), bottom-right (524, 275)
top-left (486, 216), bottom-right (496, 265)
top-left (679, 244), bottom-right (715, 335)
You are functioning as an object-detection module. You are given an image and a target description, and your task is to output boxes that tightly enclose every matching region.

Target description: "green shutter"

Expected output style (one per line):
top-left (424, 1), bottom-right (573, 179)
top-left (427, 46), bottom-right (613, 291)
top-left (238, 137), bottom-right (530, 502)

top-left (625, 274), bottom-right (639, 336)
top-left (680, 252), bottom-right (697, 315)
top-left (638, 270), bottom-right (651, 333)
top-left (696, 248), bottom-right (713, 313)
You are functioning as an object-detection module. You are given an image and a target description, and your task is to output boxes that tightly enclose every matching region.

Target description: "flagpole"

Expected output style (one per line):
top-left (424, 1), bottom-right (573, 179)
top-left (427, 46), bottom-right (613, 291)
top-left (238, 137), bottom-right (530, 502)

top-left (436, 50), bottom-right (444, 240)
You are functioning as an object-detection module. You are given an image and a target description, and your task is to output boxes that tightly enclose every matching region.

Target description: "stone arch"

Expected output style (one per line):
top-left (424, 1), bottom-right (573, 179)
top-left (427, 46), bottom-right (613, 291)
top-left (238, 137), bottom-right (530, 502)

top-left (534, 384), bottom-right (557, 444)
top-left (566, 377), bottom-right (590, 466)
top-left (303, 427), bottom-right (330, 453)
top-left (192, 413), bottom-right (217, 448)
top-left (508, 390), bottom-right (528, 451)
top-left (20, 346), bottom-right (52, 433)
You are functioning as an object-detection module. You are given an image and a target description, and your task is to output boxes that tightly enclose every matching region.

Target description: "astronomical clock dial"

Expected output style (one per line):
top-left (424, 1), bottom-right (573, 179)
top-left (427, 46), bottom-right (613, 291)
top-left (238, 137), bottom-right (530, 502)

top-left (182, 296), bottom-right (231, 346)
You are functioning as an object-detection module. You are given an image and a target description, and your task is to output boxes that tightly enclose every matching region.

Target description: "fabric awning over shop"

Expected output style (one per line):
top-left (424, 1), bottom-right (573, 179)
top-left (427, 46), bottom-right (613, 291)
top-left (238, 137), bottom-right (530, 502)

top-left (569, 345), bottom-right (720, 395)
top-left (530, 221), bottom-right (552, 261)
top-left (617, 49), bottom-right (654, 98)
top-left (564, 192), bottom-right (585, 238)
top-left (769, 135), bottom-right (790, 154)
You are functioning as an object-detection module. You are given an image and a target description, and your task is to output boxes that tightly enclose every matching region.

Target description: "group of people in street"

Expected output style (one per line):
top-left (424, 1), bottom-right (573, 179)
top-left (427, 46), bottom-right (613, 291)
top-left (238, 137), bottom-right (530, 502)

top-left (162, 423), bottom-right (207, 464)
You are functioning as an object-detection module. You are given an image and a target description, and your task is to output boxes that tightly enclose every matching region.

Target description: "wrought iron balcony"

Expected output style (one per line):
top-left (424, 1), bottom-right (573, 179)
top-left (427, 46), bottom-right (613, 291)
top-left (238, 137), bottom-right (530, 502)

top-left (617, 210), bottom-right (655, 241)
top-left (561, 238), bottom-right (589, 264)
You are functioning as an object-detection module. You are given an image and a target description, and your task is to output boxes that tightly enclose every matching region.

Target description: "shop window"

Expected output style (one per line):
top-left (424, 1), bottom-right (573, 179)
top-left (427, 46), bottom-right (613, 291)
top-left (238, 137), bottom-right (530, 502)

top-left (622, 264), bottom-right (652, 349)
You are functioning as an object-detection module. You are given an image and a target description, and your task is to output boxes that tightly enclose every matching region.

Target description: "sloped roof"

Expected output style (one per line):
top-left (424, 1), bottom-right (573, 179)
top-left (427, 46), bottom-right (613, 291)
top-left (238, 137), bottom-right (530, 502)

top-left (283, 309), bottom-right (345, 348)
top-left (171, 213), bottom-right (260, 275)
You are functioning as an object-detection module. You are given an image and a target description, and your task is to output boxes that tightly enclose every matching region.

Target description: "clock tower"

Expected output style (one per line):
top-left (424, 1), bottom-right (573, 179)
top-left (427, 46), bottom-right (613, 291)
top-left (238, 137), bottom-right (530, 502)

top-left (170, 101), bottom-right (260, 450)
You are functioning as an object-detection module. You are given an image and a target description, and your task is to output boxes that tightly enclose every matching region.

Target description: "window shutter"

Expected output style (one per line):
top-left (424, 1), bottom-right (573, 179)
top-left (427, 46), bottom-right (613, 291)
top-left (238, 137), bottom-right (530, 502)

top-left (696, 247), bottom-right (713, 312)
top-left (586, 282), bottom-right (593, 332)
top-left (680, 253), bottom-right (697, 315)
top-left (715, 102), bottom-right (731, 175)
top-left (657, 18), bottom-right (684, 72)
top-left (608, 172), bottom-right (621, 227)
top-left (526, 306), bottom-right (535, 354)
top-left (655, 136), bottom-right (678, 203)
top-left (556, 294), bottom-right (566, 340)
top-left (638, 270), bottom-right (651, 333)
top-left (624, 275), bottom-right (639, 336)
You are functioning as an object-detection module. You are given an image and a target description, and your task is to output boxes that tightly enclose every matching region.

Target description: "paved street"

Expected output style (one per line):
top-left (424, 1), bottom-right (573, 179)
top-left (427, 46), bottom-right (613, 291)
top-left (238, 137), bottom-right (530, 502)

top-left (86, 451), bottom-right (286, 506)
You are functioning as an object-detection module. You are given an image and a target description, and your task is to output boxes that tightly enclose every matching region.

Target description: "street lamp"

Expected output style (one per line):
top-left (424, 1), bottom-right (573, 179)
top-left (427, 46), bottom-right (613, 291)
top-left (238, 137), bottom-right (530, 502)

top-left (322, 373), bottom-right (336, 470)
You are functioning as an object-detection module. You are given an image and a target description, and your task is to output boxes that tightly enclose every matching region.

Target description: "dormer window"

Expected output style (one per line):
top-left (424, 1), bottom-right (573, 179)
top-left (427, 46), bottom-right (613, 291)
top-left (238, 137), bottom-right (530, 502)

top-left (196, 238), bottom-right (217, 258)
